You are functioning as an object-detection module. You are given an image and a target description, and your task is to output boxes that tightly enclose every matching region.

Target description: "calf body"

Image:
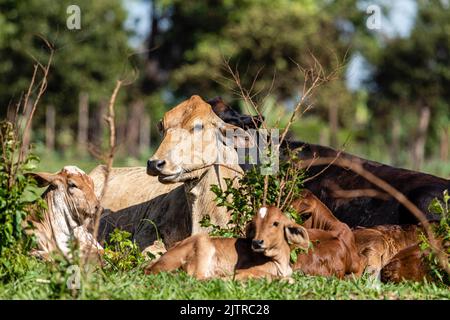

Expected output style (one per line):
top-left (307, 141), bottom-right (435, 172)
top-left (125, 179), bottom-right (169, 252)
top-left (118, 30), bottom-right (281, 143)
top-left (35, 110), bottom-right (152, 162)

top-left (294, 228), bottom-right (361, 278)
top-left (145, 206), bottom-right (310, 281)
top-left (291, 190), bottom-right (365, 278)
top-left (146, 234), bottom-right (280, 280)
top-left (380, 244), bottom-right (431, 283)
top-left (353, 224), bottom-right (419, 277)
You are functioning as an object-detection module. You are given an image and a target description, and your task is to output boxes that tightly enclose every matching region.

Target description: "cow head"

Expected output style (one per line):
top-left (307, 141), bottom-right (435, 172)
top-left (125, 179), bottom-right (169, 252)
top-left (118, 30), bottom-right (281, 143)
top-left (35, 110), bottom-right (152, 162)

top-left (207, 96), bottom-right (263, 130)
top-left (147, 95), bottom-right (253, 183)
top-left (250, 206), bottom-right (310, 259)
top-left (291, 189), bottom-right (317, 215)
top-left (30, 166), bottom-right (100, 223)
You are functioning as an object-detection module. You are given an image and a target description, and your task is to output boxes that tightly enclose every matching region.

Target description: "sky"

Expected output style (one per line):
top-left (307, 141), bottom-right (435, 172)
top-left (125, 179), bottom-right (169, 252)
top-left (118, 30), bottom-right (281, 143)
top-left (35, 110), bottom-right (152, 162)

top-left (122, 0), bottom-right (419, 90)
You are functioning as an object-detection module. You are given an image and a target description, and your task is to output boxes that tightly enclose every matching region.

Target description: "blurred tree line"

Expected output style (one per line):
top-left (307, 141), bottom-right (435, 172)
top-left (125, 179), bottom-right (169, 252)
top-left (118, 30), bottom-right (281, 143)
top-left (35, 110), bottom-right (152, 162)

top-left (0, 0), bottom-right (448, 174)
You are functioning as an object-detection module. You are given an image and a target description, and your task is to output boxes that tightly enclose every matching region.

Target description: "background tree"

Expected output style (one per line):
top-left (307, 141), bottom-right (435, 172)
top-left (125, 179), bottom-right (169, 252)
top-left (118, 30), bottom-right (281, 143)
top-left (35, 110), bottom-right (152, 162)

top-left (366, 0), bottom-right (450, 170)
top-left (0, 0), bottom-right (131, 152)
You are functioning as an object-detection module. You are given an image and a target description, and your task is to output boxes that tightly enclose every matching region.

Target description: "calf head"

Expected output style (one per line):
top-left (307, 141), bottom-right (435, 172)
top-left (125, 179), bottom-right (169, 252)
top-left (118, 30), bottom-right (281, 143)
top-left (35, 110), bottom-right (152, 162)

top-left (147, 95), bottom-right (253, 183)
top-left (291, 189), bottom-right (318, 215)
top-left (31, 166), bottom-right (100, 225)
top-left (250, 206), bottom-right (310, 259)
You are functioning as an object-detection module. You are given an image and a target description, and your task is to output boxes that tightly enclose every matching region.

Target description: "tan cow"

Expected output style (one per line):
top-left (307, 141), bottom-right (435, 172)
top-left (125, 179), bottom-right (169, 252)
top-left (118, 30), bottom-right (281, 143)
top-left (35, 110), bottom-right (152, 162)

top-left (27, 166), bottom-right (103, 260)
top-left (145, 206), bottom-right (310, 281)
top-left (92, 95), bottom-right (253, 252)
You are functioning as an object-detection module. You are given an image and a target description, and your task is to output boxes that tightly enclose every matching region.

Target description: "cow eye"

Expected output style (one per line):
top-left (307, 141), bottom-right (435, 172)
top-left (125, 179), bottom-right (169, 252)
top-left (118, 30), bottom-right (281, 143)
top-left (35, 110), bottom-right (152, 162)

top-left (68, 181), bottom-right (77, 189)
top-left (157, 120), bottom-right (164, 134)
top-left (273, 222), bottom-right (279, 227)
top-left (192, 123), bottom-right (203, 131)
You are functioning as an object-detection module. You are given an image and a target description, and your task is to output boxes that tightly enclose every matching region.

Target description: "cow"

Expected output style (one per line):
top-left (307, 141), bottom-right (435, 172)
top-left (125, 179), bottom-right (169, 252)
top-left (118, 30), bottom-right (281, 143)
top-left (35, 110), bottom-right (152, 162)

top-left (145, 206), bottom-right (310, 281)
top-left (353, 224), bottom-right (420, 278)
top-left (286, 140), bottom-right (449, 227)
top-left (289, 189), bottom-right (365, 278)
top-left (92, 95), bottom-right (255, 252)
top-left (27, 166), bottom-right (103, 260)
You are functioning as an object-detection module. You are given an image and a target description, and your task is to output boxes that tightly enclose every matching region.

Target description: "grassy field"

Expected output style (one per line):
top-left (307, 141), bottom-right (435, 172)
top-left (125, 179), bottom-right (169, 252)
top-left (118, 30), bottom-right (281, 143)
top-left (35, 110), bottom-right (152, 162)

top-left (0, 256), bottom-right (449, 300)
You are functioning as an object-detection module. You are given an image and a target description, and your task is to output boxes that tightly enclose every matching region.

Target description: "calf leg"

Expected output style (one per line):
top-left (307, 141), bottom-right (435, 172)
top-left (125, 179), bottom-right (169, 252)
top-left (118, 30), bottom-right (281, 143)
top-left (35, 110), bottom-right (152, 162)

top-left (186, 235), bottom-right (216, 280)
top-left (144, 236), bottom-right (197, 275)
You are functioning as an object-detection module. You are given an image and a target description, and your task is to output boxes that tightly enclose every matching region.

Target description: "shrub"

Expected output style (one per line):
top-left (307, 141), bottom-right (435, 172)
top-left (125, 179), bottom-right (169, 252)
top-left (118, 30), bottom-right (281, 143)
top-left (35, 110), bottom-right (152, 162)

top-left (419, 190), bottom-right (450, 283)
top-left (0, 121), bottom-right (45, 281)
top-left (102, 228), bottom-right (146, 272)
top-left (201, 152), bottom-right (306, 238)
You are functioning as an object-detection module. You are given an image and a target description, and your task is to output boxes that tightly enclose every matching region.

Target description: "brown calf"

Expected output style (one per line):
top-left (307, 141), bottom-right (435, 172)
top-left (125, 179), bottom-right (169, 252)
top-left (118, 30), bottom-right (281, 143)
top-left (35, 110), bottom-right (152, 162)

top-left (353, 224), bottom-right (420, 277)
top-left (145, 206), bottom-right (310, 281)
top-left (290, 189), bottom-right (365, 278)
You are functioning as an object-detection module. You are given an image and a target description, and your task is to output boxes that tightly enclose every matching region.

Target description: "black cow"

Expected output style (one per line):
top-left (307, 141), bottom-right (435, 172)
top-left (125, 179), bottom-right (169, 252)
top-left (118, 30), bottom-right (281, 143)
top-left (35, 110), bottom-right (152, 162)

top-left (208, 97), bottom-right (449, 227)
top-left (286, 141), bottom-right (448, 227)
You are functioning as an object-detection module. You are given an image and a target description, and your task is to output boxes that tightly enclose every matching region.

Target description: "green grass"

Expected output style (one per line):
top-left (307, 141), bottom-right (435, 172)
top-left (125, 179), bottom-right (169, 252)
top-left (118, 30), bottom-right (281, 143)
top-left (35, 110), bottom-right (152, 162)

top-left (0, 257), bottom-right (449, 300)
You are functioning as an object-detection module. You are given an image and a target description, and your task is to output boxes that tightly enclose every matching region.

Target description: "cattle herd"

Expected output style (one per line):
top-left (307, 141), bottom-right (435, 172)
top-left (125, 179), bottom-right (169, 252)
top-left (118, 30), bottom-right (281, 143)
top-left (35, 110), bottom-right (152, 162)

top-left (27, 95), bottom-right (450, 284)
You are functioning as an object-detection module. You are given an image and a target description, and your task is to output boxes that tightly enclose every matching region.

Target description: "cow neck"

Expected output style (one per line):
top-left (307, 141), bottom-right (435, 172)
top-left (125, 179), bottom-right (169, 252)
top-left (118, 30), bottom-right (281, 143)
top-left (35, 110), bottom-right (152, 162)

top-left (273, 246), bottom-right (293, 277)
top-left (184, 163), bottom-right (243, 234)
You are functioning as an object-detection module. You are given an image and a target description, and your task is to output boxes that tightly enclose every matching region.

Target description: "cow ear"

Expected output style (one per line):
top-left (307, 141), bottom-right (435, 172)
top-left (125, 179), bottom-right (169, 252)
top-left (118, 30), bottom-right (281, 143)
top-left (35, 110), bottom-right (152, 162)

top-left (285, 224), bottom-right (309, 249)
top-left (27, 172), bottom-right (58, 187)
top-left (245, 220), bottom-right (256, 239)
top-left (219, 122), bottom-right (254, 148)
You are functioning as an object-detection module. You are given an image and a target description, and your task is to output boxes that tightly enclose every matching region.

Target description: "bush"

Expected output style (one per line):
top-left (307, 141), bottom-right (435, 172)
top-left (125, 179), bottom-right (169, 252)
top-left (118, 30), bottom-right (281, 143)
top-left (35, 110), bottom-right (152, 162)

top-left (102, 228), bottom-right (146, 272)
top-left (0, 121), bottom-right (45, 281)
top-left (419, 190), bottom-right (450, 283)
top-left (201, 152), bottom-right (306, 238)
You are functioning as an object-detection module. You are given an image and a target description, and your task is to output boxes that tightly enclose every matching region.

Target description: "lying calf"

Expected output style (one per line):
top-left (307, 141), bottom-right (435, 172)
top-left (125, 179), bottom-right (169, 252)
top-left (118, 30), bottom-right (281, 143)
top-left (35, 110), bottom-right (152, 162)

top-left (145, 206), bottom-right (310, 281)
top-left (353, 224), bottom-right (419, 278)
top-left (290, 190), bottom-right (365, 278)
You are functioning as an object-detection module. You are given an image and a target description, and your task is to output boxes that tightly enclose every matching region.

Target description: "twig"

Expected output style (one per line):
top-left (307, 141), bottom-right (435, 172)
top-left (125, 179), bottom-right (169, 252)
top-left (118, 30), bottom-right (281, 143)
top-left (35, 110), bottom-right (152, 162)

top-left (19, 41), bottom-right (54, 162)
top-left (90, 80), bottom-right (122, 245)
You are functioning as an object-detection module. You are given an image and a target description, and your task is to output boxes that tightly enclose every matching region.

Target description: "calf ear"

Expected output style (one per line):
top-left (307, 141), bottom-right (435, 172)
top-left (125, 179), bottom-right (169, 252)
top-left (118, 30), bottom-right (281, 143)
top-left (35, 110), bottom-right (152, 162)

top-left (27, 172), bottom-right (58, 187)
top-left (285, 224), bottom-right (309, 249)
top-left (244, 221), bottom-right (256, 239)
top-left (219, 122), bottom-right (254, 148)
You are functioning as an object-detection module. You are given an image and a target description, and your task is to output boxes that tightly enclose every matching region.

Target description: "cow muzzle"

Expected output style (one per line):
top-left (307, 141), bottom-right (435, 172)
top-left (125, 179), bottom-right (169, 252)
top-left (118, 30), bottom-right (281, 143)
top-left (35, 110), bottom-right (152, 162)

top-left (147, 159), bottom-right (166, 176)
top-left (251, 239), bottom-right (265, 252)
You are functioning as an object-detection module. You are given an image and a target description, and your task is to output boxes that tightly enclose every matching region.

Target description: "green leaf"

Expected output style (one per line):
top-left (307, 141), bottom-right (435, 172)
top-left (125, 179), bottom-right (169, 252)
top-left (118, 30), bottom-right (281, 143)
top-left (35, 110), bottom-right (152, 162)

top-left (290, 249), bottom-right (298, 264)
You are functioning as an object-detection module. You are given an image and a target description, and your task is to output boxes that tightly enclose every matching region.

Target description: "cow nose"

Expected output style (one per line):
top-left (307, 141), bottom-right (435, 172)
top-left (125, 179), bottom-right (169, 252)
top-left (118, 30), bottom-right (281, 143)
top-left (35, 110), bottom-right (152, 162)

top-left (147, 159), bottom-right (166, 175)
top-left (252, 239), bottom-right (264, 250)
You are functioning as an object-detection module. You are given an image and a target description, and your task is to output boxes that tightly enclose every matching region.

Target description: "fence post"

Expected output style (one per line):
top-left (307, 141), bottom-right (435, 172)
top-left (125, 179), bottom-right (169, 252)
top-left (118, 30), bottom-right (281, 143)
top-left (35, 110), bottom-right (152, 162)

top-left (46, 104), bottom-right (55, 151)
top-left (77, 92), bottom-right (89, 153)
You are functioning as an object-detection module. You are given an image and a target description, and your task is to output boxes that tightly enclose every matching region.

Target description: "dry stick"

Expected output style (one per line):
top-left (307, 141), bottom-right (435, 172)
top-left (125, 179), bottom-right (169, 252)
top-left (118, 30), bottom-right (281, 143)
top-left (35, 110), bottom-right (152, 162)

top-left (225, 58), bottom-right (329, 206)
top-left (90, 80), bottom-right (122, 254)
top-left (19, 46), bottom-right (54, 163)
top-left (12, 65), bottom-right (38, 187)
top-left (13, 42), bottom-right (54, 187)
top-left (302, 150), bottom-right (343, 184)
top-left (297, 156), bottom-right (450, 275)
